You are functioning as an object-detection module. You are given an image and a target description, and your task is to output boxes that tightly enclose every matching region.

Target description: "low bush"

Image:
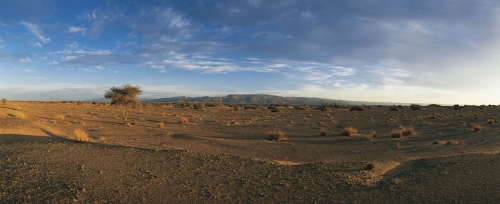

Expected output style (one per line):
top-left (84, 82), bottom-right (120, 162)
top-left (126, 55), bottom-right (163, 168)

top-left (267, 130), bottom-right (286, 141)
top-left (341, 126), bottom-right (358, 137)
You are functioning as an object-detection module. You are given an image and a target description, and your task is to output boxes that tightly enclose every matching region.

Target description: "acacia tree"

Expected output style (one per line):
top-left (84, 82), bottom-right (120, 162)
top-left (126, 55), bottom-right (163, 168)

top-left (104, 84), bottom-right (143, 123)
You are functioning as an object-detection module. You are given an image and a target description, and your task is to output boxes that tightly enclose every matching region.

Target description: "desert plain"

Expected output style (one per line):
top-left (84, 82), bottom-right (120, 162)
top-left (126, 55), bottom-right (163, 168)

top-left (1, 101), bottom-right (500, 203)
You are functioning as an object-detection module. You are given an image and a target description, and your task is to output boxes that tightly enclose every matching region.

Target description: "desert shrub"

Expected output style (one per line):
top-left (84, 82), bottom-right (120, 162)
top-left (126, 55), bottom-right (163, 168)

top-left (271, 108), bottom-right (281, 112)
top-left (365, 130), bottom-right (376, 141)
top-left (15, 112), bottom-right (26, 119)
top-left (427, 104), bottom-right (441, 107)
top-left (391, 178), bottom-right (402, 185)
top-left (473, 124), bottom-right (482, 132)
top-left (391, 125), bottom-right (415, 138)
top-left (487, 119), bottom-right (495, 124)
top-left (453, 104), bottom-right (461, 110)
top-left (341, 126), bottom-right (358, 137)
top-left (180, 117), bottom-right (189, 124)
top-left (55, 114), bottom-right (65, 121)
top-left (234, 105), bottom-right (242, 111)
top-left (267, 130), bottom-right (286, 141)
top-left (318, 104), bottom-right (331, 112)
top-left (158, 122), bottom-right (165, 128)
top-left (244, 104), bottom-right (257, 109)
top-left (410, 104), bottom-right (423, 110)
top-left (349, 106), bottom-right (366, 111)
top-left (1, 98), bottom-right (6, 105)
top-left (74, 129), bottom-right (90, 143)
top-left (389, 106), bottom-right (399, 111)
top-left (391, 130), bottom-right (404, 138)
top-left (180, 102), bottom-right (194, 108)
top-left (193, 103), bottom-right (207, 110)
top-left (403, 125), bottom-right (415, 136)
top-left (79, 120), bottom-right (86, 125)
top-left (366, 163), bottom-right (375, 170)
top-left (446, 140), bottom-right (459, 145)
top-left (294, 104), bottom-right (310, 110)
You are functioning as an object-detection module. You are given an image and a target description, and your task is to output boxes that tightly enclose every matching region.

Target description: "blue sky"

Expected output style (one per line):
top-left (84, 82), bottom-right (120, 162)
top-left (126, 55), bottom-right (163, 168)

top-left (1, 0), bottom-right (500, 104)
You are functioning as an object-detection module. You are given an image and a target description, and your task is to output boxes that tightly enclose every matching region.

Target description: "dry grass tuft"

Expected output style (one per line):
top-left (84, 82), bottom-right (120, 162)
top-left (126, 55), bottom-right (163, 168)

top-left (432, 141), bottom-right (445, 145)
top-left (158, 122), bottom-right (164, 128)
top-left (341, 126), bottom-right (358, 137)
top-left (391, 125), bottom-right (415, 138)
top-left (125, 121), bottom-right (132, 127)
top-left (487, 119), bottom-right (495, 124)
top-left (366, 163), bottom-right (375, 170)
top-left (473, 124), bottom-right (482, 132)
top-left (446, 140), bottom-right (459, 145)
top-left (15, 112), bottom-right (26, 119)
top-left (391, 130), bottom-right (403, 138)
top-left (180, 117), bottom-right (189, 124)
top-left (79, 120), bottom-right (86, 125)
top-left (74, 129), bottom-right (90, 143)
top-left (267, 130), bottom-right (286, 141)
top-left (55, 114), bottom-right (65, 121)
top-left (365, 130), bottom-right (376, 141)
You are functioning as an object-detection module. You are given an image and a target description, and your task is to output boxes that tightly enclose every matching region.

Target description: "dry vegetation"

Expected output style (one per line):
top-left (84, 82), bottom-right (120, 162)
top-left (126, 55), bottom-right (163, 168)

top-left (74, 129), bottom-right (89, 143)
top-left (267, 130), bottom-right (286, 141)
top-left (341, 126), bottom-right (358, 137)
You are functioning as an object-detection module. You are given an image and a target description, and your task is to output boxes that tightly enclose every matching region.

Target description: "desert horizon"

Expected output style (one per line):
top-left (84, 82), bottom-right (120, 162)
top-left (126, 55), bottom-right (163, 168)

top-left (1, 91), bottom-right (500, 202)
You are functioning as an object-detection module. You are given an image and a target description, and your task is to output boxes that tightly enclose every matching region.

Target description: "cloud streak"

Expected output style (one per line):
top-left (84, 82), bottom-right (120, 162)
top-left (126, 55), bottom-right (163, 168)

top-left (21, 21), bottom-right (50, 43)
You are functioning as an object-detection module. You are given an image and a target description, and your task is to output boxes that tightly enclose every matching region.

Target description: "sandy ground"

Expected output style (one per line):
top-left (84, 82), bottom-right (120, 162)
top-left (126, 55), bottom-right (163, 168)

top-left (1, 102), bottom-right (500, 203)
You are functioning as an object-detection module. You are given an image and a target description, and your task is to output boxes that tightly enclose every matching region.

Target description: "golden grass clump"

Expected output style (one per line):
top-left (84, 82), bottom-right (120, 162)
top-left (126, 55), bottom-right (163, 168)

top-left (158, 122), bottom-right (164, 128)
top-left (267, 130), bottom-right (286, 141)
top-left (391, 125), bottom-right (415, 138)
top-left (180, 117), bottom-right (189, 124)
top-left (74, 129), bottom-right (90, 143)
top-left (341, 126), bottom-right (358, 137)
top-left (365, 130), bottom-right (376, 141)
top-left (55, 114), bottom-right (65, 121)
top-left (15, 112), bottom-right (26, 119)
top-left (473, 124), bottom-right (482, 132)
top-left (79, 120), bottom-right (86, 125)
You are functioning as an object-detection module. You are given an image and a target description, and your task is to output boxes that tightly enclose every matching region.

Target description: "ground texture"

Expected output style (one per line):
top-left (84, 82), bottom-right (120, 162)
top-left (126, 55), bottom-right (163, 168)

top-left (1, 102), bottom-right (500, 203)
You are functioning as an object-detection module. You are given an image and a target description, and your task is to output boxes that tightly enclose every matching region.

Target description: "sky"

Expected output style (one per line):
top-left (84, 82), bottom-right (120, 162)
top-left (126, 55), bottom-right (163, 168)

top-left (1, 0), bottom-right (500, 104)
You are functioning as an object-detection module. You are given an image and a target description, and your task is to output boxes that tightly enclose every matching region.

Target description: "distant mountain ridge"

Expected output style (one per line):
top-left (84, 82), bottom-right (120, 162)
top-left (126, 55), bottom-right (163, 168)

top-left (142, 94), bottom-right (412, 106)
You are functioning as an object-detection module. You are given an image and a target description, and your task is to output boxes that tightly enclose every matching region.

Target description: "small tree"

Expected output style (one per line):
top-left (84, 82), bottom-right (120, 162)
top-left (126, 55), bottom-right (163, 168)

top-left (104, 84), bottom-right (143, 123)
top-left (1, 98), bottom-right (6, 105)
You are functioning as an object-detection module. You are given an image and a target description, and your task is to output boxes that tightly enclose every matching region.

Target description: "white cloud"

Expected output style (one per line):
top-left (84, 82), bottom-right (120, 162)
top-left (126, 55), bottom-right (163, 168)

top-left (27, 41), bottom-right (42, 48)
top-left (20, 21), bottom-right (50, 43)
top-left (68, 26), bottom-right (86, 35)
top-left (47, 60), bottom-right (58, 65)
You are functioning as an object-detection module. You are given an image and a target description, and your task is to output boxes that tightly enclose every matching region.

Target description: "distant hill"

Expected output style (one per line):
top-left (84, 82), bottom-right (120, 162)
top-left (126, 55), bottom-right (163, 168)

top-left (143, 94), bottom-right (411, 106)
